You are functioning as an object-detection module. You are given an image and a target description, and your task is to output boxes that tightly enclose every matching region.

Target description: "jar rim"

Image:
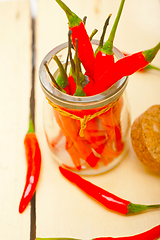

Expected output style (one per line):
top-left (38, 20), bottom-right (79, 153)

top-left (39, 40), bottom-right (128, 110)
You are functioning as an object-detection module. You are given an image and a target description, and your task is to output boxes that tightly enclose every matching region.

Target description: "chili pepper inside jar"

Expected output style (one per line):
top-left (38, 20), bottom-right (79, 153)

top-left (39, 40), bottom-right (131, 175)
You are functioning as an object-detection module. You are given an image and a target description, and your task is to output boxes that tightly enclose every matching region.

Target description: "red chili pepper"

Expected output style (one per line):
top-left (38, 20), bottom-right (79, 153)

top-left (19, 118), bottom-right (41, 213)
top-left (92, 42), bottom-right (160, 95)
top-left (93, 225), bottom-right (160, 240)
top-left (123, 52), bottom-right (160, 72)
top-left (55, 0), bottom-right (95, 80)
top-left (35, 225), bottom-right (160, 239)
top-left (67, 29), bottom-right (90, 96)
top-left (94, 0), bottom-right (125, 84)
top-left (59, 166), bottom-right (160, 215)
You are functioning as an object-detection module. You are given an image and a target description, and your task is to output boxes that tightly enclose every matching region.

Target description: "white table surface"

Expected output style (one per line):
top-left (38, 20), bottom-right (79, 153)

top-left (0, 0), bottom-right (160, 239)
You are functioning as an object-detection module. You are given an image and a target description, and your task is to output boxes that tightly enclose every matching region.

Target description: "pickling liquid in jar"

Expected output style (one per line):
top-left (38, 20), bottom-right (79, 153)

top-left (39, 40), bottom-right (131, 175)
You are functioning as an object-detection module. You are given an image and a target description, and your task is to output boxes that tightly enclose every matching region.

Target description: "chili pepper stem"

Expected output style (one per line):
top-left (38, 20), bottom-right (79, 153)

top-left (28, 116), bottom-right (34, 133)
top-left (89, 29), bottom-right (98, 41)
top-left (55, 0), bottom-right (81, 28)
top-left (102, 0), bottom-right (125, 55)
top-left (95, 14), bottom-right (112, 56)
top-left (44, 62), bottom-right (66, 93)
top-left (82, 16), bottom-right (87, 25)
top-left (74, 39), bottom-right (86, 96)
top-left (143, 42), bottom-right (160, 63)
top-left (144, 64), bottom-right (160, 71)
top-left (127, 202), bottom-right (160, 214)
top-left (52, 55), bottom-right (69, 88)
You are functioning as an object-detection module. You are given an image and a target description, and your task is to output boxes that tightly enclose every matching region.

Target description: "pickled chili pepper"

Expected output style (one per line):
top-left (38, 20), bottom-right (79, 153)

top-left (55, 0), bottom-right (95, 80)
top-left (54, 109), bottom-right (81, 170)
top-left (59, 166), bottom-right (160, 215)
top-left (92, 42), bottom-right (160, 95)
top-left (93, 225), bottom-right (160, 240)
top-left (54, 106), bottom-right (99, 168)
top-left (19, 117), bottom-right (41, 213)
top-left (94, 0), bottom-right (125, 83)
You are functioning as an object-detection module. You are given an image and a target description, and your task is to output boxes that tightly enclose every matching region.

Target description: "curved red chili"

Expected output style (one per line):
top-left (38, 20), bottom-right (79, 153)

top-left (123, 52), bottom-right (160, 72)
top-left (59, 166), bottom-right (160, 215)
top-left (92, 42), bottom-right (160, 95)
top-left (35, 225), bottom-right (160, 239)
top-left (93, 224), bottom-right (160, 240)
top-left (19, 119), bottom-right (41, 213)
top-left (55, 0), bottom-right (95, 80)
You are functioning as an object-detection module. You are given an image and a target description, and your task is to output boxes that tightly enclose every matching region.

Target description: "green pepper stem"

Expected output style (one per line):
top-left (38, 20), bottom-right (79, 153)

top-left (89, 29), bottom-right (98, 41)
top-left (82, 16), bottom-right (87, 26)
top-left (55, 0), bottom-right (81, 28)
top-left (28, 116), bottom-right (34, 133)
top-left (143, 42), bottom-right (160, 63)
top-left (68, 30), bottom-right (75, 73)
top-left (44, 62), bottom-right (66, 93)
top-left (74, 39), bottom-right (86, 96)
top-left (144, 63), bottom-right (160, 71)
top-left (95, 14), bottom-right (112, 56)
top-left (52, 55), bottom-right (69, 88)
top-left (127, 202), bottom-right (160, 214)
top-left (102, 0), bottom-right (125, 55)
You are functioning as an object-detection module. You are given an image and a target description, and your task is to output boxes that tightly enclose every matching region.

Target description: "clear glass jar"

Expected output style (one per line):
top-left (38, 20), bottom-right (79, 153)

top-left (39, 40), bottom-right (131, 175)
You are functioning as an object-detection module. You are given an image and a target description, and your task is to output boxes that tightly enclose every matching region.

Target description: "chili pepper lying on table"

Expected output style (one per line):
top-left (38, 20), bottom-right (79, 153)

top-left (94, 0), bottom-right (125, 83)
top-left (91, 42), bottom-right (160, 95)
top-left (36, 224), bottom-right (160, 240)
top-left (93, 224), bottom-right (160, 240)
top-left (59, 166), bottom-right (160, 215)
top-left (55, 0), bottom-right (95, 80)
top-left (19, 115), bottom-right (41, 213)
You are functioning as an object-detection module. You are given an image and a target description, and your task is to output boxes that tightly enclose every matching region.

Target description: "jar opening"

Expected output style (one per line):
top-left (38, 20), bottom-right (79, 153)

top-left (39, 40), bottom-right (128, 110)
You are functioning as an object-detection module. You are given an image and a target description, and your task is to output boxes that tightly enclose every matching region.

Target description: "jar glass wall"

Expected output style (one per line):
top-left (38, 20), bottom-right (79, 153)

top-left (39, 40), bottom-right (131, 175)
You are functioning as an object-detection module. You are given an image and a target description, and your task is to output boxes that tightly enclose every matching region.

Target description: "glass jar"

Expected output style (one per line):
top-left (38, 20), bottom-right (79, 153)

top-left (39, 40), bottom-right (131, 175)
